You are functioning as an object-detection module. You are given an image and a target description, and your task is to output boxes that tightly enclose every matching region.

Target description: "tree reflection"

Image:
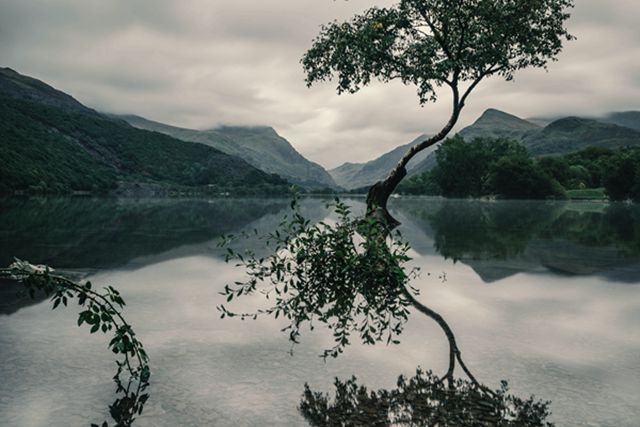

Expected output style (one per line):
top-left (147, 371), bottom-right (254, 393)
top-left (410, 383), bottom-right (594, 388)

top-left (428, 201), bottom-right (561, 261)
top-left (300, 369), bottom-right (553, 427)
top-left (424, 201), bottom-right (640, 262)
top-left (220, 199), bottom-right (557, 426)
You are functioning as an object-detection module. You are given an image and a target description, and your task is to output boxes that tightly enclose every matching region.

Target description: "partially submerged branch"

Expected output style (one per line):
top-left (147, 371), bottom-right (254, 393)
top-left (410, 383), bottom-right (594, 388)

top-left (0, 260), bottom-right (150, 427)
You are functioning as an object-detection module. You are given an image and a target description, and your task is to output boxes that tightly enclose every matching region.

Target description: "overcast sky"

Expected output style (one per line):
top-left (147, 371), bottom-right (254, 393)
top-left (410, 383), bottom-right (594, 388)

top-left (1, 0), bottom-right (639, 169)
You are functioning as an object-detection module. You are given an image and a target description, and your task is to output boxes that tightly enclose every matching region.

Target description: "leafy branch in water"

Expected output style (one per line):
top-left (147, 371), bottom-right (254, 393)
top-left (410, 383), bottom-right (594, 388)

top-left (300, 369), bottom-right (554, 427)
top-left (217, 199), bottom-right (418, 359)
top-left (0, 260), bottom-right (150, 427)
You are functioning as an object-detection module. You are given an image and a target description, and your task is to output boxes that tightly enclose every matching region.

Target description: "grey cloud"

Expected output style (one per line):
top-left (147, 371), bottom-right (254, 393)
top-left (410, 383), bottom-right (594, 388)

top-left (0, 0), bottom-right (638, 168)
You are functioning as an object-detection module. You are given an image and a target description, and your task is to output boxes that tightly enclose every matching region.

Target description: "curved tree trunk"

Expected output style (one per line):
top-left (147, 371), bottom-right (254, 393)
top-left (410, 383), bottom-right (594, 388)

top-left (366, 106), bottom-right (461, 229)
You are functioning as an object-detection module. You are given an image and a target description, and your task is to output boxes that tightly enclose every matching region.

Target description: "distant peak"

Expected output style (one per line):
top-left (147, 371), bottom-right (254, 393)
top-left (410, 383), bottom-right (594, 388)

top-left (478, 108), bottom-right (524, 121)
top-left (214, 125), bottom-right (277, 136)
top-left (545, 116), bottom-right (591, 130)
top-left (0, 67), bottom-right (19, 75)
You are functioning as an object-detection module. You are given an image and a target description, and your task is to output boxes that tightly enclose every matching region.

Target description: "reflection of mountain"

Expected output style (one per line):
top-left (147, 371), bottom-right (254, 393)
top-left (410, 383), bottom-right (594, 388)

top-left (393, 199), bottom-right (640, 283)
top-left (0, 198), bottom-right (286, 269)
top-left (0, 198), bottom-right (329, 314)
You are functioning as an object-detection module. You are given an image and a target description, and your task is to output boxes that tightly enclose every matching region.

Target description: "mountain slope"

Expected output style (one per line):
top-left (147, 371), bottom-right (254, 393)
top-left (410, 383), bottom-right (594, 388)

top-left (410, 109), bottom-right (640, 174)
top-left (0, 69), bottom-right (287, 194)
top-left (119, 115), bottom-right (336, 189)
top-left (408, 109), bottom-right (540, 175)
top-left (0, 67), bottom-right (93, 114)
top-left (602, 111), bottom-right (640, 131)
top-left (329, 135), bottom-right (434, 190)
top-left (458, 108), bottom-right (541, 142)
top-left (523, 117), bottom-right (640, 155)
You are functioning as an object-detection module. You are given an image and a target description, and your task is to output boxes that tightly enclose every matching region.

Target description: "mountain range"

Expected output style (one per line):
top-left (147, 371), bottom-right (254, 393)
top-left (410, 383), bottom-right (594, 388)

top-left (2, 66), bottom-right (639, 194)
top-left (0, 67), bottom-right (294, 195)
top-left (116, 115), bottom-right (335, 188)
top-left (329, 135), bottom-right (436, 190)
top-left (330, 108), bottom-right (640, 189)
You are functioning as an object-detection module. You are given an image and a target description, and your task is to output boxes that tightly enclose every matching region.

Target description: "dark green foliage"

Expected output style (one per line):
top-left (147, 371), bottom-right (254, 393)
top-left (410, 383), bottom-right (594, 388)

top-left (602, 148), bottom-right (640, 201)
top-left (0, 261), bottom-right (150, 427)
top-left (218, 198), bottom-right (416, 358)
top-left (399, 139), bottom-right (640, 200)
top-left (488, 156), bottom-right (565, 200)
top-left (300, 369), bottom-right (554, 426)
top-left (431, 136), bottom-right (531, 198)
top-left (399, 136), bottom-right (563, 199)
top-left (0, 96), bottom-right (289, 195)
top-left (303, 0), bottom-right (574, 105)
top-left (396, 170), bottom-right (441, 195)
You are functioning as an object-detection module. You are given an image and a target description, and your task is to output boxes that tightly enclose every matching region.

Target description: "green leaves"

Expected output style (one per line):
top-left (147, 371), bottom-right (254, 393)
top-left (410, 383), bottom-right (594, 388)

top-left (300, 369), bottom-right (555, 426)
top-left (0, 261), bottom-right (151, 427)
top-left (303, 0), bottom-right (574, 105)
top-left (219, 199), bottom-right (417, 358)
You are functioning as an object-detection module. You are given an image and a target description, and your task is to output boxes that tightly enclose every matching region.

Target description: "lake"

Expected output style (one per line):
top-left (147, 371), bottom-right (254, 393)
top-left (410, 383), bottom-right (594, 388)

top-left (1, 197), bottom-right (639, 426)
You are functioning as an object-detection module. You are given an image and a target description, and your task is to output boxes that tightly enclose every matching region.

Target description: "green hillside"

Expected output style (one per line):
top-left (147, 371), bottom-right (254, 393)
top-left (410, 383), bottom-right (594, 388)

top-left (0, 97), bottom-right (287, 194)
top-left (120, 115), bottom-right (336, 189)
top-left (603, 111), bottom-right (640, 131)
top-left (458, 108), bottom-right (541, 141)
top-left (0, 68), bottom-right (290, 195)
top-left (524, 117), bottom-right (640, 155)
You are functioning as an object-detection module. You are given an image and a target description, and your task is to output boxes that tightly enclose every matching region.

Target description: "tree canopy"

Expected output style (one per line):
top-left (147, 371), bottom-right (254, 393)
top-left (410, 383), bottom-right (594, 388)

top-left (303, 0), bottom-right (574, 226)
top-left (303, 0), bottom-right (574, 106)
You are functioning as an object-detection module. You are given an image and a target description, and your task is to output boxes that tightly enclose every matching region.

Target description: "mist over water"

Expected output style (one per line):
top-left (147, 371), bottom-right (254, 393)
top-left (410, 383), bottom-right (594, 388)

top-left (1, 197), bottom-right (639, 426)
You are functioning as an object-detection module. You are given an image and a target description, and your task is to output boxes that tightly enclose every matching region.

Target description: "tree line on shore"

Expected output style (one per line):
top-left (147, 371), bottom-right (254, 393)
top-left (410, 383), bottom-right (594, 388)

top-left (397, 136), bottom-right (640, 201)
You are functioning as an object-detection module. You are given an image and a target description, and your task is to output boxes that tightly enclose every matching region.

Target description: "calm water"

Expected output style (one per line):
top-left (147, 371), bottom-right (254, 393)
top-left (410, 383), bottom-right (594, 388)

top-left (0, 197), bottom-right (639, 426)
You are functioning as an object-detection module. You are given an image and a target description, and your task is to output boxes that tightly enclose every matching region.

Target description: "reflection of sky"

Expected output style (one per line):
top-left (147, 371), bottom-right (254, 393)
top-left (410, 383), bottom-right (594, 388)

top-left (1, 199), bottom-right (640, 426)
top-left (1, 253), bottom-right (640, 425)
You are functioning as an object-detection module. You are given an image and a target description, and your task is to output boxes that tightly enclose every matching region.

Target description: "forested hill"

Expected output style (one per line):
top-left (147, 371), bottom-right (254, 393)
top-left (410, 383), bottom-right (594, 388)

top-left (408, 108), bottom-right (640, 175)
top-left (0, 67), bottom-right (93, 114)
top-left (524, 117), bottom-right (640, 155)
top-left (119, 115), bottom-right (336, 189)
top-left (0, 68), bottom-right (289, 195)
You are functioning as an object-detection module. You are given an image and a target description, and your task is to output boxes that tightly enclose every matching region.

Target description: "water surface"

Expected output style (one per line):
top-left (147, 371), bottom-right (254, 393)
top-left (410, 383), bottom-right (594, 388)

top-left (0, 197), bottom-right (639, 426)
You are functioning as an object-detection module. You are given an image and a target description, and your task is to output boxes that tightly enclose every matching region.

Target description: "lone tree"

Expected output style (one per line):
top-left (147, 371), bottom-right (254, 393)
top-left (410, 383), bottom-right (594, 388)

top-left (219, 0), bottom-right (576, 415)
top-left (303, 0), bottom-right (574, 228)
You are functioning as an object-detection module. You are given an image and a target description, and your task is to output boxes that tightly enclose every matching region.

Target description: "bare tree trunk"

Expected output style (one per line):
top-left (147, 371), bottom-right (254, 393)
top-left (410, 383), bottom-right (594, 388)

top-left (365, 106), bottom-right (461, 230)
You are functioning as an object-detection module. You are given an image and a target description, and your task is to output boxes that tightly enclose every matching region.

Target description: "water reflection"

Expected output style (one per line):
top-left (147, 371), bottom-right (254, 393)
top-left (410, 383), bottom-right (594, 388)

top-left (1, 197), bottom-right (639, 426)
top-left (0, 197), bottom-right (328, 314)
top-left (0, 197), bottom-right (289, 269)
top-left (393, 199), bottom-right (640, 283)
top-left (301, 369), bottom-right (552, 427)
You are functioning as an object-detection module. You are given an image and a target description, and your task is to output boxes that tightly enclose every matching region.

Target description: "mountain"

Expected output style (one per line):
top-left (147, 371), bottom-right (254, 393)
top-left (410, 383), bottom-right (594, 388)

top-left (453, 108), bottom-right (640, 155)
top-left (0, 68), bottom-right (288, 195)
top-left (602, 111), bottom-right (640, 131)
top-left (329, 135), bottom-right (435, 190)
top-left (119, 115), bottom-right (336, 189)
top-left (0, 67), bottom-right (94, 114)
top-left (458, 108), bottom-right (541, 141)
top-left (409, 109), bottom-right (640, 175)
top-left (523, 117), bottom-right (640, 155)
top-left (407, 109), bottom-right (540, 175)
